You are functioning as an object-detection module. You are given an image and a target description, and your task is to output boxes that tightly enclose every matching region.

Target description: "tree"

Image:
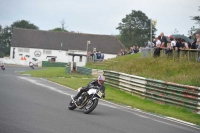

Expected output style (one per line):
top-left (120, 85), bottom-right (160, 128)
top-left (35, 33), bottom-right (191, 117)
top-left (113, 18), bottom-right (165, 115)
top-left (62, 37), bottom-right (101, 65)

top-left (188, 26), bottom-right (196, 36)
top-left (191, 6), bottom-right (200, 27)
top-left (116, 10), bottom-right (157, 48)
top-left (171, 28), bottom-right (179, 34)
top-left (49, 27), bottom-right (68, 32)
top-left (0, 20), bottom-right (39, 56)
top-left (11, 20), bottom-right (39, 30)
top-left (0, 25), bottom-right (11, 56)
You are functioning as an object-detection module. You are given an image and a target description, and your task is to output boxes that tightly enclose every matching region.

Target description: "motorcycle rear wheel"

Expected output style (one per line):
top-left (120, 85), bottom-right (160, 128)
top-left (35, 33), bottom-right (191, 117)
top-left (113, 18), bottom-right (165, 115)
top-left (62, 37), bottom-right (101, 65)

top-left (68, 100), bottom-right (76, 110)
top-left (83, 99), bottom-right (98, 114)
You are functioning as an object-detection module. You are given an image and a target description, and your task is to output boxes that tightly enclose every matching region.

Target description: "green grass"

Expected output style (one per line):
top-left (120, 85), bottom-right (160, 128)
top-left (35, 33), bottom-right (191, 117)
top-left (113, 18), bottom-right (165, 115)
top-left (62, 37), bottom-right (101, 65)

top-left (105, 86), bottom-right (200, 125)
top-left (86, 53), bottom-right (200, 86)
top-left (21, 59), bottom-right (200, 125)
top-left (21, 67), bottom-right (93, 78)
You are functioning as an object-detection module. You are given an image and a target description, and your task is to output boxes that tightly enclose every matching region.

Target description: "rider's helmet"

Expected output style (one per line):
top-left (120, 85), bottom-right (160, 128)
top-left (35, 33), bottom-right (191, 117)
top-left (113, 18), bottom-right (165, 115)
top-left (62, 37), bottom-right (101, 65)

top-left (97, 75), bottom-right (105, 85)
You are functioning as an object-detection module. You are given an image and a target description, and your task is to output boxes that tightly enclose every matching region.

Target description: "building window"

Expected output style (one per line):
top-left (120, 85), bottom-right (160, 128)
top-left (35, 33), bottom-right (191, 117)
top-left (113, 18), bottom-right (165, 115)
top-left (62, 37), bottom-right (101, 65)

top-left (24, 48), bottom-right (30, 53)
top-left (18, 48), bottom-right (23, 52)
top-left (43, 49), bottom-right (51, 54)
top-left (18, 48), bottom-right (30, 53)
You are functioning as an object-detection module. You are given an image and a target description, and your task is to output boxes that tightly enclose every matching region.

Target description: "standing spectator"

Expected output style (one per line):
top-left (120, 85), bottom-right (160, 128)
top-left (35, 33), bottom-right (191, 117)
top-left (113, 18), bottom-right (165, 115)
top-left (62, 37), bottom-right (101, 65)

top-left (120, 49), bottom-right (124, 55)
top-left (90, 52), bottom-right (94, 60)
top-left (196, 34), bottom-right (200, 48)
top-left (100, 53), bottom-right (104, 60)
top-left (197, 37), bottom-right (200, 49)
top-left (159, 32), bottom-right (168, 48)
top-left (153, 38), bottom-right (162, 57)
top-left (93, 51), bottom-right (97, 60)
top-left (196, 37), bottom-right (200, 61)
top-left (96, 51), bottom-right (101, 59)
top-left (191, 34), bottom-right (199, 49)
top-left (147, 40), bottom-right (153, 48)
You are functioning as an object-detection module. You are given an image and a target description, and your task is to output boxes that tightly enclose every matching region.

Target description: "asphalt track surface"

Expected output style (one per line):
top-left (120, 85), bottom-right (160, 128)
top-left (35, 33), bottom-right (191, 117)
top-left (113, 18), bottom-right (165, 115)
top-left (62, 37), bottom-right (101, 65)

top-left (0, 66), bottom-right (200, 133)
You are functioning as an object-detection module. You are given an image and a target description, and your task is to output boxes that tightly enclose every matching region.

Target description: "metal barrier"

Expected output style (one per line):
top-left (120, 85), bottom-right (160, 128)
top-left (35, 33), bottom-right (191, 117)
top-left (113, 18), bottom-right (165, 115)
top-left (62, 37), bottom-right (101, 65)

top-left (104, 70), bottom-right (200, 114)
top-left (76, 66), bottom-right (92, 75)
top-left (42, 61), bottom-right (67, 67)
top-left (66, 66), bottom-right (71, 74)
top-left (104, 70), bottom-right (146, 97)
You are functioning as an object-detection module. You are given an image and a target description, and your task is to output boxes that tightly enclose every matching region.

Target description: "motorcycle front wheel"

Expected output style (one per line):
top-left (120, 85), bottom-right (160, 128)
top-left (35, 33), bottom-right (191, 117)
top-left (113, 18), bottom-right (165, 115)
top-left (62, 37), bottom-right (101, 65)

top-left (83, 99), bottom-right (98, 114)
top-left (68, 100), bottom-right (76, 110)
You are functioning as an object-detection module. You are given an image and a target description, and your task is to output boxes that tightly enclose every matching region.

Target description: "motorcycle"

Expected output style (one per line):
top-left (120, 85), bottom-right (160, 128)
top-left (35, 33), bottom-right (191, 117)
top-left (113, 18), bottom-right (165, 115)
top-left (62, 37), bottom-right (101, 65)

top-left (1, 65), bottom-right (5, 70)
top-left (29, 62), bottom-right (34, 69)
top-left (68, 87), bottom-right (104, 114)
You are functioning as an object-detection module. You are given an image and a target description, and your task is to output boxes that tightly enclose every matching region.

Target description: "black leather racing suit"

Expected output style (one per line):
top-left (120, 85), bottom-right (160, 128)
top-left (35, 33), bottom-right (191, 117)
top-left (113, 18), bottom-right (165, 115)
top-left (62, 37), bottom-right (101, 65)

top-left (74, 79), bottom-right (105, 99)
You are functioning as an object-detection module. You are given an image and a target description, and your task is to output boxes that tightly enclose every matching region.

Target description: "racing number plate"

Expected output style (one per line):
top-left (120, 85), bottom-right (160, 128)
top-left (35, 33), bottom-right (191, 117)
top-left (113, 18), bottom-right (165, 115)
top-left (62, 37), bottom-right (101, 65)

top-left (97, 91), bottom-right (103, 97)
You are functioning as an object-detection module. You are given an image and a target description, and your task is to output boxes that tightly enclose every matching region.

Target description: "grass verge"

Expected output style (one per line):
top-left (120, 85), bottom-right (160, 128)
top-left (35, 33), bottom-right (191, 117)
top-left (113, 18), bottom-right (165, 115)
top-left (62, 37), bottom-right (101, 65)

top-left (21, 67), bottom-right (200, 125)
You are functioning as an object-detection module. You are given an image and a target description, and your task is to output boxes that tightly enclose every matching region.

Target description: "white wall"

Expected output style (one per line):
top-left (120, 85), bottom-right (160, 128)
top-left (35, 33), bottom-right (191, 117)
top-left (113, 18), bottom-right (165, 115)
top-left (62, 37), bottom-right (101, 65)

top-left (103, 53), bottom-right (117, 59)
top-left (9, 47), bottom-right (88, 66)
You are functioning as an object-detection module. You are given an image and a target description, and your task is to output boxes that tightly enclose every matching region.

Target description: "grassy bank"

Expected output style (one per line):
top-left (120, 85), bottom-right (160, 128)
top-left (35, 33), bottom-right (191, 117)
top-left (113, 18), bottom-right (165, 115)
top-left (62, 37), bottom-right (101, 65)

top-left (86, 53), bottom-right (200, 86)
top-left (21, 67), bottom-right (200, 125)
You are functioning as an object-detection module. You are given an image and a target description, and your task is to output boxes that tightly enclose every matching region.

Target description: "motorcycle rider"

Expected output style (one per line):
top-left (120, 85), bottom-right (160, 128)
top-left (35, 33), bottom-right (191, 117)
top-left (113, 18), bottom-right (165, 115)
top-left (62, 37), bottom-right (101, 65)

top-left (73, 75), bottom-right (106, 104)
top-left (29, 61), bottom-right (34, 69)
top-left (0, 61), bottom-right (5, 68)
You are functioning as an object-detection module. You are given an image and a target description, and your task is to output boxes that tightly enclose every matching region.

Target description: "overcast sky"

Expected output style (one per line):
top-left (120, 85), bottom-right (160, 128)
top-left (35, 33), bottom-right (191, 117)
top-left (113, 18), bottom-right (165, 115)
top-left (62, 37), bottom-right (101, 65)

top-left (0, 0), bottom-right (199, 37)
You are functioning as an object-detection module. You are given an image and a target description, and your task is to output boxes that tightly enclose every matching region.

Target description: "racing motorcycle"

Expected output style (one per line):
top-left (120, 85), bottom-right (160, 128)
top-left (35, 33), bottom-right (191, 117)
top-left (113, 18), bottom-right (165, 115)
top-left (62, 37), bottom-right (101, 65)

top-left (29, 62), bottom-right (34, 69)
top-left (1, 65), bottom-right (5, 70)
top-left (68, 87), bottom-right (104, 114)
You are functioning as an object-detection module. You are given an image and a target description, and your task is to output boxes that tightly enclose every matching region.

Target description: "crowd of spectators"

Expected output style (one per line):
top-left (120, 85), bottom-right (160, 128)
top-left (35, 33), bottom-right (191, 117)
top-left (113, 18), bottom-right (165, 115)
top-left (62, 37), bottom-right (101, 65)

top-left (87, 51), bottom-right (104, 61)
top-left (117, 46), bottom-right (142, 56)
top-left (150, 32), bottom-right (200, 57)
top-left (87, 33), bottom-right (200, 60)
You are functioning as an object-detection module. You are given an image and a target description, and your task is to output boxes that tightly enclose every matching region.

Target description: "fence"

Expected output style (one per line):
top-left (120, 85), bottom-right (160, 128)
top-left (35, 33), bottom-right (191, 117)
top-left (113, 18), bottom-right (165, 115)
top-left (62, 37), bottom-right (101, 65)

top-left (141, 48), bottom-right (200, 62)
top-left (76, 66), bottom-right (92, 75)
top-left (42, 61), bottom-right (68, 67)
top-left (72, 66), bottom-right (103, 76)
top-left (104, 70), bottom-right (200, 114)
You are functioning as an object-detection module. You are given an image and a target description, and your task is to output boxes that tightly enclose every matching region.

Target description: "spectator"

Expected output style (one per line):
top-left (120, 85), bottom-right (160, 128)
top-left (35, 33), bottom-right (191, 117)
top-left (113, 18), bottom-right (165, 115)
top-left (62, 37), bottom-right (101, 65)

top-left (159, 32), bottom-right (168, 48)
top-left (170, 37), bottom-right (176, 50)
top-left (180, 39), bottom-right (189, 50)
top-left (94, 51), bottom-right (97, 60)
top-left (197, 37), bottom-right (200, 61)
top-left (128, 47), bottom-right (133, 54)
top-left (196, 37), bottom-right (200, 49)
top-left (123, 49), bottom-right (127, 55)
top-left (120, 49), bottom-right (124, 55)
top-left (96, 51), bottom-right (101, 59)
top-left (153, 37), bottom-right (162, 57)
top-left (147, 40), bottom-right (153, 48)
top-left (175, 38), bottom-right (181, 51)
top-left (135, 46), bottom-right (139, 53)
top-left (100, 53), bottom-right (104, 60)
top-left (191, 34), bottom-right (199, 49)
top-left (90, 52), bottom-right (94, 60)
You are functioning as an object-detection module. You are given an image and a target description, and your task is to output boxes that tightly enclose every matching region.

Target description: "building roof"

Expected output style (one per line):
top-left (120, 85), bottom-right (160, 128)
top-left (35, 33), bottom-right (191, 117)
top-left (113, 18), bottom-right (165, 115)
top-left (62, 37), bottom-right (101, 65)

top-left (11, 28), bottom-right (125, 54)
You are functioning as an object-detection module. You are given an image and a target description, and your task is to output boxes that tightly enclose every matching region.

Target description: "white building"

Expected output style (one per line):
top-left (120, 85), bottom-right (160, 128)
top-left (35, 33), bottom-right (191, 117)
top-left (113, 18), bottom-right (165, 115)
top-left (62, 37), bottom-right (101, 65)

top-left (10, 28), bottom-right (125, 67)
